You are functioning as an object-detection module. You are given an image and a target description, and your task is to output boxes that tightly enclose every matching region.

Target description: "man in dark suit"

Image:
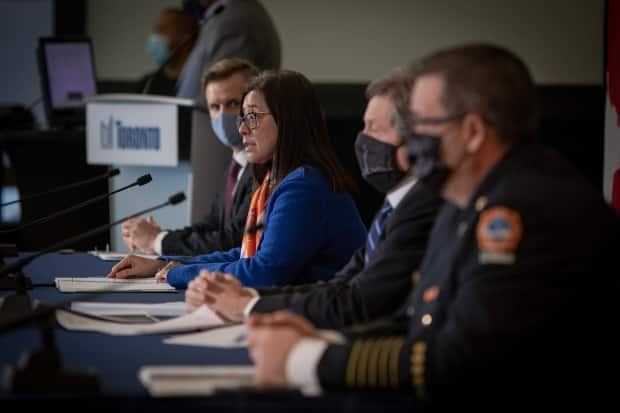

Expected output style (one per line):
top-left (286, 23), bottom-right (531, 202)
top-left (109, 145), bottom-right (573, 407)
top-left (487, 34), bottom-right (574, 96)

top-left (122, 58), bottom-right (259, 256)
top-left (246, 44), bottom-right (620, 406)
top-left (185, 67), bottom-right (443, 328)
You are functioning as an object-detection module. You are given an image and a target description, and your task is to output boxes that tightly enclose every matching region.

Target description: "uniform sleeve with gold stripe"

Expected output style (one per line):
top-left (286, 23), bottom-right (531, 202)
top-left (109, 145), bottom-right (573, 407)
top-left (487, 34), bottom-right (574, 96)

top-left (316, 336), bottom-right (430, 400)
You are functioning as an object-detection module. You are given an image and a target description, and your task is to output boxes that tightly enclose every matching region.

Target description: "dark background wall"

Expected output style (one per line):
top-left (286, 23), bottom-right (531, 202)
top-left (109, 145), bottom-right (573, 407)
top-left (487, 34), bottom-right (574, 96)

top-left (0, 0), bottom-right (608, 249)
top-left (97, 80), bottom-right (606, 227)
top-left (0, 0), bottom-right (109, 251)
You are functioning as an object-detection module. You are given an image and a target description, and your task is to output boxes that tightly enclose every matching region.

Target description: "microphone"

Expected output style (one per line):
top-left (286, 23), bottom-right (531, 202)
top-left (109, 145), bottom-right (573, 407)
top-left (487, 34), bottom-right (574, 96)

top-left (0, 192), bottom-right (185, 394)
top-left (0, 191), bottom-right (185, 281)
top-left (0, 168), bottom-right (120, 208)
top-left (0, 174), bottom-right (152, 235)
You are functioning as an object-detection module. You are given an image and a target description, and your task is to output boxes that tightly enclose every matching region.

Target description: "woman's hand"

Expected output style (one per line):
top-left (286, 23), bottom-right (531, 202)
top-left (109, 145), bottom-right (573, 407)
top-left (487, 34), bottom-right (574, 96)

top-left (106, 254), bottom-right (166, 279)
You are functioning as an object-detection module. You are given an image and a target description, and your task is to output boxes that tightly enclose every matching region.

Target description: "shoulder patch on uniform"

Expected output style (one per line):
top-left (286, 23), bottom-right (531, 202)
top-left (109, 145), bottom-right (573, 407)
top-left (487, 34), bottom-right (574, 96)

top-left (476, 206), bottom-right (522, 264)
top-left (423, 285), bottom-right (440, 303)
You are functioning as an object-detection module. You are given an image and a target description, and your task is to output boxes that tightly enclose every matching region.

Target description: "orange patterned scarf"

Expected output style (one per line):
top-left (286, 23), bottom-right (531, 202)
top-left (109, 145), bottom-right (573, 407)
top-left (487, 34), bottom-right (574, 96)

top-left (240, 171), bottom-right (272, 258)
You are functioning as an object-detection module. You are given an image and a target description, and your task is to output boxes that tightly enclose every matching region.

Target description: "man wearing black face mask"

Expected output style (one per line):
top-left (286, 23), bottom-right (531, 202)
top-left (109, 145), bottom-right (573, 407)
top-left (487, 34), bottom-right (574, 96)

top-left (247, 44), bottom-right (619, 407)
top-left (353, 97), bottom-right (407, 194)
top-left (185, 67), bottom-right (443, 328)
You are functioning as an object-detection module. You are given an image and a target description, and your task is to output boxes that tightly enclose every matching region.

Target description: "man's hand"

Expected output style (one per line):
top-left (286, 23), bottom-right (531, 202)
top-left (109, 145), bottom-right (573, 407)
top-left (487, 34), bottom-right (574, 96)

top-left (106, 254), bottom-right (166, 279)
top-left (185, 270), bottom-right (253, 320)
top-left (247, 311), bottom-right (321, 387)
top-left (121, 216), bottom-right (161, 253)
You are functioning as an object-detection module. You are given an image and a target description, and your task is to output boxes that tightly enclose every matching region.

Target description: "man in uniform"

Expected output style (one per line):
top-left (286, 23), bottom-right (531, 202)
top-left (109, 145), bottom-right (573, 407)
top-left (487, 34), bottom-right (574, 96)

top-left (185, 67), bottom-right (443, 328)
top-left (246, 44), bottom-right (620, 406)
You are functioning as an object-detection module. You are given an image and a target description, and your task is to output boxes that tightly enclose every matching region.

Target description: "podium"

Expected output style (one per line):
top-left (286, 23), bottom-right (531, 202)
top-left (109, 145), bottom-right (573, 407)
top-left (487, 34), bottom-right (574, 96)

top-left (85, 94), bottom-right (231, 250)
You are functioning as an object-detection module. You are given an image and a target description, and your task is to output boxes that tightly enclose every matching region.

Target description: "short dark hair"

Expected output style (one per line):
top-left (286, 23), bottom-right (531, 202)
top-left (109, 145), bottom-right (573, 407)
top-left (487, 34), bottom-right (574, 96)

top-left (201, 58), bottom-right (260, 92)
top-left (365, 66), bottom-right (414, 141)
top-left (161, 8), bottom-right (199, 44)
top-left (410, 43), bottom-right (539, 144)
top-left (242, 70), bottom-right (357, 194)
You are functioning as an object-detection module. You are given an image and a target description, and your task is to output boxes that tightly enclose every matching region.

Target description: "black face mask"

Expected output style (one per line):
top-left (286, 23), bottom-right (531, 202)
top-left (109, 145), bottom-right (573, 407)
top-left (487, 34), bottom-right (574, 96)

top-left (354, 132), bottom-right (405, 194)
top-left (406, 132), bottom-right (451, 194)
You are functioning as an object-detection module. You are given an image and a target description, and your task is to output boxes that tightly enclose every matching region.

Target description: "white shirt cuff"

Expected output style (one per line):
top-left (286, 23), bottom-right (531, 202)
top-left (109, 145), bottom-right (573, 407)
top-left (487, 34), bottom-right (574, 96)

top-left (286, 338), bottom-right (328, 396)
top-left (153, 231), bottom-right (169, 255)
top-left (242, 294), bottom-right (260, 318)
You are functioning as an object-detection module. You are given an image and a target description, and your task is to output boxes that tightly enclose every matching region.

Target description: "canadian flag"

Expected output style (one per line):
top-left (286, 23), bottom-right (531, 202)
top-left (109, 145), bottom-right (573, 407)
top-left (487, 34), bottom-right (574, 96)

top-left (605, 0), bottom-right (620, 212)
top-left (612, 169), bottom-right (620, 214)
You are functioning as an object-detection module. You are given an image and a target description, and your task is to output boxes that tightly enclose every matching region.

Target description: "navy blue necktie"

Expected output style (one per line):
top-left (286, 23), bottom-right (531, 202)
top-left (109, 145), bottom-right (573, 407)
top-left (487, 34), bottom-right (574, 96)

top-left (364, 200), bottom-right (393, 264)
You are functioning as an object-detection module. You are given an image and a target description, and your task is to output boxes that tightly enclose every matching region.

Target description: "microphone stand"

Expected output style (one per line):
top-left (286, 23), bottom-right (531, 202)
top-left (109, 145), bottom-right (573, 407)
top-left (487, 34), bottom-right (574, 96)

top-left (0, 174), bottom-right (151, 236)
top-left (0, 168), bottom-right (120, 208)
top-left (0, 174), bottom-right (151, 291)
top-left (0, 168), bottom-right (121, 280)
top-left (0, 192), bottom-right (186, 394)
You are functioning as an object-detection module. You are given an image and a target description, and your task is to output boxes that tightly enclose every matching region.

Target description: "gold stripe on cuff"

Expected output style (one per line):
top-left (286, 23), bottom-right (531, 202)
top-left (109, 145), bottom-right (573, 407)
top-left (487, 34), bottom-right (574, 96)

top-left (346, 341), bottom-right (363, 388)
top-left (377, 337), bottom-right (392, 388)
top-left (411, 341), bottom-right (428, 399)
top-left (389, 337), bottom-right (405, 389)
top-left (356, 339), bottom-right (372, 388)
top-left (367, 338), bottom-right (382, 388)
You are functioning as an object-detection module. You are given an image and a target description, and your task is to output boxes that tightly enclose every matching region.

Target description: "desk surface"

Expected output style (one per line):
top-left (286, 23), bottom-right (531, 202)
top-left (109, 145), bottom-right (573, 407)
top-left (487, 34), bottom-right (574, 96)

top-left (0, 253), bottom-right (420, 411)
top-left (0, 253), bottom-right (250, 397)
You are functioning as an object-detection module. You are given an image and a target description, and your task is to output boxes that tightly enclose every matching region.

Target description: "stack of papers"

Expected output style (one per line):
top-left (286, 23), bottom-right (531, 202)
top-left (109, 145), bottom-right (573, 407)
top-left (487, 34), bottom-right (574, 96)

top-left (55, 277), bottom-right (176, 293)
top-left (56, 305), bottom-right (226, 335)
top-left (70, 301), bottom-right (187, 318)
top-left (88, 250), bottom-right (158, 261)
top-left (139, 365), bottom-right (255, 396)
top-left (164, 323), bottom-right (248, 348)
top-left (138, 364), bottom-right (318, 396)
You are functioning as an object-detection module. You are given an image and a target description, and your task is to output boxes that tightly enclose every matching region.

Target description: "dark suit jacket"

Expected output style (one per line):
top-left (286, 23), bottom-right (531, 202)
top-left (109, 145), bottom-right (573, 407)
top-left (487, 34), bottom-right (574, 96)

top-left (316, 142), bottom-right (620, 406)
top-left (252, 181), bottom-right (443, 329)
top-left (161, 164), bottom-right (253, 255)
top-left (176, 0), bottom-right (281, 99)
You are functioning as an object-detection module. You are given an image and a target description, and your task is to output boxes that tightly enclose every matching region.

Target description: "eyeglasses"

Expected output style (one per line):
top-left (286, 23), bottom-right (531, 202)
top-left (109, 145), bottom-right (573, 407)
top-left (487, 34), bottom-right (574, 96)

top-left (236, 111), bottom-right (272, 130)
top-left (408, 113), bottom-right (466, 128)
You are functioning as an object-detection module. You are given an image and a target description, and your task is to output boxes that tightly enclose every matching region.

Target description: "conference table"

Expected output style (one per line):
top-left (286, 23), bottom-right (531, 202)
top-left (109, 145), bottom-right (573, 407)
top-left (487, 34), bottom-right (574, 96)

top-left (0, 252), bottom-right (420, 411)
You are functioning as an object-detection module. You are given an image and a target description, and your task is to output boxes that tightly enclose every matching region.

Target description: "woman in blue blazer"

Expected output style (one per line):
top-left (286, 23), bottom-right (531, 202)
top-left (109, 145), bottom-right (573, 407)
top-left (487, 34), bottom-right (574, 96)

top-left (107, 70), bottom-right (366, 288)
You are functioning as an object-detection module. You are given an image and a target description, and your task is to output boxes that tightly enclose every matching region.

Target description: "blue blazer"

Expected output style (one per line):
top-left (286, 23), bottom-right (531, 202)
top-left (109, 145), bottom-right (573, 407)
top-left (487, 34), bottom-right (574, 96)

top-left (162, 166), bottom-right (366, 289)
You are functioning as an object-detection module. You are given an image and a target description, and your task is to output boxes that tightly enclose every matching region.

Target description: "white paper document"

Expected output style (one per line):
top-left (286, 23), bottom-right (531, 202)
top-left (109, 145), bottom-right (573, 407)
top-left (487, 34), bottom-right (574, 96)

top-left (55, 277), bottom-right (176, 293)
top-left (55, 305), bottom-right (226, 335)
top-left (139, 365), bottom-right (255, 396)
top-left (139, 365), bottom-right (317, 397)
top-left (88, 250), bottom-right (158, 261)
top-left (164, 323), bottom-right (248, 348)
top-left (70, 301), bottom-right (187, 318)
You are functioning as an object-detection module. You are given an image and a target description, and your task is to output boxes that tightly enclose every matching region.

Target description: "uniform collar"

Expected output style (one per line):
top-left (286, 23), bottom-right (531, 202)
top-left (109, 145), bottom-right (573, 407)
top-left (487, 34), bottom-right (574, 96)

top-left (464, 140), bottom-right (533, 212)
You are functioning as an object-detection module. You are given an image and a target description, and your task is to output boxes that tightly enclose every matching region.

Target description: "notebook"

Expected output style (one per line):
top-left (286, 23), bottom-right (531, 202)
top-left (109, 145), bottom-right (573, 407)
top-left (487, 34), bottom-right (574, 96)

top-left (55, 277), bottom-right (176, 292)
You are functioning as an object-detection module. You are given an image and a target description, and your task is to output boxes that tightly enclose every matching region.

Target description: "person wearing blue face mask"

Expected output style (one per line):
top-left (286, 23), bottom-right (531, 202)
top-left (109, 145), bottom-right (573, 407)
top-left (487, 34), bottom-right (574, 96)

top-left (136, 8), bottom-right (198, 96)
top-left (123, 58), bottom-right (259, 255)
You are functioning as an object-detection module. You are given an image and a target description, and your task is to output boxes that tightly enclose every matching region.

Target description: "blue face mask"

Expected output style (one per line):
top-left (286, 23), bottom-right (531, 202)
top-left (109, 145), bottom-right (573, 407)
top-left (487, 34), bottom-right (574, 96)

top-left (211, 111), bottom-right (243, 148)
top-left (146, 34), bottom-right (171, 65)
